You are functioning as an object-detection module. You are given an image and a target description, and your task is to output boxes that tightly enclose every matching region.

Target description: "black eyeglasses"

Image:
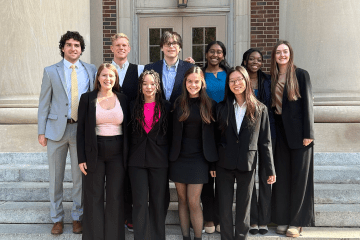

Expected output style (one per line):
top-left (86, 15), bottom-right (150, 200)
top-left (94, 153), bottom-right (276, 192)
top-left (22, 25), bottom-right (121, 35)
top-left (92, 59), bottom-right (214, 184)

top-left (164, 41), bottom-right (180, 47)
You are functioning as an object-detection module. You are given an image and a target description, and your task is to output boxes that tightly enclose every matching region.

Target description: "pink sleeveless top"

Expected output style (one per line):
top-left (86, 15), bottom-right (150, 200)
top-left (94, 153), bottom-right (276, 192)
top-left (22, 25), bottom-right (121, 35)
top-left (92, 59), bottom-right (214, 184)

top-left (96, 97), bottom-right (123, 136)
top-left (143, 102), bottom-right (160, 133)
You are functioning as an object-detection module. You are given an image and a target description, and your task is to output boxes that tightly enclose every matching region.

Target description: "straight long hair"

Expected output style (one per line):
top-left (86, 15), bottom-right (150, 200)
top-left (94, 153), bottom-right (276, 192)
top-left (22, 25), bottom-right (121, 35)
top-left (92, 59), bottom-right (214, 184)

top-left (176, 66), bottom-right (214, 124)
top-left (131, 70), bottom-right (167, 136)
top-left (270, 40), bottom-right (301, 102)
top-left (219, 66), bottom-right (261, 131)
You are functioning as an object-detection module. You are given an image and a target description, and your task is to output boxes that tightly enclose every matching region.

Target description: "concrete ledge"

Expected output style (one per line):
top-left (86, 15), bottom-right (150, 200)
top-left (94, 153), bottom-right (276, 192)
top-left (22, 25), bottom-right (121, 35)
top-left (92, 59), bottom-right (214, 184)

top-left (0, 225), bottom-right (359, 240)
top-left (1, 164), bottom-right (359, 183)
top-left (1, 152), bottom-right (359, 165)
top-left (2, 182), bottom-right (359, 204)
top-left (0, 202), bottom-right (359, 227)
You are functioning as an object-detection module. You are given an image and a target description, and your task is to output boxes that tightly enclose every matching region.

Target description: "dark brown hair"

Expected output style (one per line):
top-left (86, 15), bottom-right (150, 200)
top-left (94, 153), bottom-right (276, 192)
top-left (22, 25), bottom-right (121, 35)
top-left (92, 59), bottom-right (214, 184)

top-left (176, 66), bottom-right (214, 124)
top-left (131, 70), bottom-right (167, 136)
top-left (219, 66), bottom-right (262, 131)
top-left (270, 40), bottom-right (301, 102)
top-left (94, 63), bottom-right (120, 92)
top-left (160, 31), bottom-right (183, 49)
top-left (59, 31), bottom-right (85, 58)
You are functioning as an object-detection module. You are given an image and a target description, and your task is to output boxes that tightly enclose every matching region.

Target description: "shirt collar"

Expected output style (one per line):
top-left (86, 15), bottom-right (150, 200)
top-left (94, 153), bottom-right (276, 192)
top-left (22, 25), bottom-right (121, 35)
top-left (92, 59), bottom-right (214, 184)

top-left (63, 59), bottom-right (80, 69)
top-left (112, 60), bottom-right (129, 70)
top-left (233, 99), bottom-right (247, 109)
top-left (163, 59), bottom-right (179, 71)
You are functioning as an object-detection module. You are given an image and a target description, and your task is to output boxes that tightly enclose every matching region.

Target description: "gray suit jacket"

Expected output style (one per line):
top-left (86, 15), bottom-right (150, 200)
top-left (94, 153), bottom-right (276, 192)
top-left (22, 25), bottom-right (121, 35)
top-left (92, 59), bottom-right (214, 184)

top-left (38, 59), bottom-right (97, 141)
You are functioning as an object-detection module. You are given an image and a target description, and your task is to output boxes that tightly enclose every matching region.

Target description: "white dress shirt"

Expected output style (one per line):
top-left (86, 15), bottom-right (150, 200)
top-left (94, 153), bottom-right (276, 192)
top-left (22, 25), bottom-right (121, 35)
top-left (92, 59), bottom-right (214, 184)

top-left (63, 59), bottom-right (90, 119)
top-left (233, 99), bottom-right (247, 133)
top-left (112, 60), bottom-right (144, 86)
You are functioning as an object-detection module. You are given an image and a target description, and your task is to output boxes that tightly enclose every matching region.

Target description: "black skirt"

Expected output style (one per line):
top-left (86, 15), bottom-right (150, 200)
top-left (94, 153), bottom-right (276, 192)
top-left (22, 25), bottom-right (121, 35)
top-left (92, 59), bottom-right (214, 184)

top-left (169, 137), bottom-right (208, 184)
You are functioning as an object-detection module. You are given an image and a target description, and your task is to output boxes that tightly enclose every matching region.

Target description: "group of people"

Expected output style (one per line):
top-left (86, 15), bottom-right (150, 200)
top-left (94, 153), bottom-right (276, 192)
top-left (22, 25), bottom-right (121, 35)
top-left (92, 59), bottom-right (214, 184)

top-left (38, 30), bottom-right (314, 240)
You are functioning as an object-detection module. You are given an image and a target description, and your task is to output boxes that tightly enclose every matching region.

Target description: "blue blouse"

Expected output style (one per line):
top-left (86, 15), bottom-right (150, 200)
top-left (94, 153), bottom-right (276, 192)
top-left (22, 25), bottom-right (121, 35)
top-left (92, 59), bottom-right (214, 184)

top-left (205, 71), bottom-right (227, 103)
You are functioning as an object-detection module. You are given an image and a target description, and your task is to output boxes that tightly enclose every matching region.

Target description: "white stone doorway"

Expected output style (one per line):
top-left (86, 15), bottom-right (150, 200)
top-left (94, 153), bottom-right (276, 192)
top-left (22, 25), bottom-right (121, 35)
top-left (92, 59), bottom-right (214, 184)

top-left (139, 15), bottom-right (227, 66)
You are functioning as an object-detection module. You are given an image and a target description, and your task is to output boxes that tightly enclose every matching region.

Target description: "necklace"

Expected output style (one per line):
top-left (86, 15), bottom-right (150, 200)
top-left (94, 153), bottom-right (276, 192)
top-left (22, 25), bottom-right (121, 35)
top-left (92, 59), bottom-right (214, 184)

top-left (279, 72), bottom-right (286, 75)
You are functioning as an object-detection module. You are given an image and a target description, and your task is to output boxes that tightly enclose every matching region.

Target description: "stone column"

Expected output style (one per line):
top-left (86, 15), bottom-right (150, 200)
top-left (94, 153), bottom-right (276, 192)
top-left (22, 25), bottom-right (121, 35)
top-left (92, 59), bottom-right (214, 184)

top-left (280, 0), bottom-right (360, 151)
top-left (0, 0), bottom-right (91, 152)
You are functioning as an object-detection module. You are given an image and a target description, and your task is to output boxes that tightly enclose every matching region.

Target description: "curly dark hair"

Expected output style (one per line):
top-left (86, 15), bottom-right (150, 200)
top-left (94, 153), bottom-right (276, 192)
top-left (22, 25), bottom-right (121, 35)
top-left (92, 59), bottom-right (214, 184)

top-left (131, 70), bottom-right (167, 136)
top-left (59, 31), bottom-right (85, 58)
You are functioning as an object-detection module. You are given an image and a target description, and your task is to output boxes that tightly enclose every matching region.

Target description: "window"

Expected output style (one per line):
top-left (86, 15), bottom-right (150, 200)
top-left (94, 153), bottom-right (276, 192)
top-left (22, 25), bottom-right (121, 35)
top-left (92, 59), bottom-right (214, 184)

top-left (149, 28), bottom-right (173, 63)
top-left (192, 27), bottom-right (216, 67)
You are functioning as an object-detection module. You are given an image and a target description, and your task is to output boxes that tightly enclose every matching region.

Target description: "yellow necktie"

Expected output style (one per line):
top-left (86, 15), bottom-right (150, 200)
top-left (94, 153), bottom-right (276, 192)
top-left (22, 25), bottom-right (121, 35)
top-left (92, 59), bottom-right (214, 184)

top-left (70, 65), bottom-right (79, 121)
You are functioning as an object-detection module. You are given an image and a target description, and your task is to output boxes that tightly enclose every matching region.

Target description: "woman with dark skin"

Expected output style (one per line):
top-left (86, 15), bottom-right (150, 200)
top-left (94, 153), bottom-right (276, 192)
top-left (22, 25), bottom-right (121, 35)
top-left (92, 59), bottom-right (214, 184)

top-left (215, 66), bottom-right (276, 240)
top-left (200, 40), bottom-right (231, 233)
top-left (169, 66), bottom-right (218, 240)
top-left (241, 49), bottom-right (276, 235)
top-left (270, 40), bottom-right (315, 238)
top-left (128, 70), bottom-right (171, 240)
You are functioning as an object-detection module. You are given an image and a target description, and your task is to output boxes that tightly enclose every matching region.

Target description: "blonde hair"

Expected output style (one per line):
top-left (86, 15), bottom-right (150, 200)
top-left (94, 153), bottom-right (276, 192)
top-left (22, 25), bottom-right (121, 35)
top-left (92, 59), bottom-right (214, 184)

top-left (111, 33), bottom-right (130, 46)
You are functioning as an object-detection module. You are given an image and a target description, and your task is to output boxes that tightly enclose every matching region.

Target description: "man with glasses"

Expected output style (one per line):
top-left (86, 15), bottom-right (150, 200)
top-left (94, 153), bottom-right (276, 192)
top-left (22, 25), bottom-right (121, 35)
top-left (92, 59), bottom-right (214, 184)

top-left (144, 31), bottom-right (194, 104)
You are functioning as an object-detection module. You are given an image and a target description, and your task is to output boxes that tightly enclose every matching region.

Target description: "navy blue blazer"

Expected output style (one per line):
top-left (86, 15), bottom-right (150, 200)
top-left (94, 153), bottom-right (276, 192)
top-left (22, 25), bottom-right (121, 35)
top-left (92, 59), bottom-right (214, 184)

top-left (257, 70), bottom-right (276, 140)
top-left (144, 59), bottom-right (194, 104)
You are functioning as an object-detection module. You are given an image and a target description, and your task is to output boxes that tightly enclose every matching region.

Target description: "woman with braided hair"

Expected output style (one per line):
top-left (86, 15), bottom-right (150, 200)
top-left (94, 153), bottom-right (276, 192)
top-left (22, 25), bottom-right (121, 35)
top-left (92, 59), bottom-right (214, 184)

top-left (128, 70), bottom-right (172, 240)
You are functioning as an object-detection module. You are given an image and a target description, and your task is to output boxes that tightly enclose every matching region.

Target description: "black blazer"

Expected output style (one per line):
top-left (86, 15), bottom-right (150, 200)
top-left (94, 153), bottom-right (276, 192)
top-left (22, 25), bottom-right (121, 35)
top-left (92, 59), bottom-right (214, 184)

top-left (169, 99), bottom-right (218, 163)
top-left (77, 90), bottom-right (129, 172)
top-left (144, 59), bottom-right (194, 104)
top-left (121, 63), bottom-right (139, 102)
top-left (216, 98), bottom-right (275, 176)
top-left (128, 99), bottom-right (172, 168)
top-left (279, 68), bottom-right (314, 149)
top-left (257, 70), bottom-right (276, 140)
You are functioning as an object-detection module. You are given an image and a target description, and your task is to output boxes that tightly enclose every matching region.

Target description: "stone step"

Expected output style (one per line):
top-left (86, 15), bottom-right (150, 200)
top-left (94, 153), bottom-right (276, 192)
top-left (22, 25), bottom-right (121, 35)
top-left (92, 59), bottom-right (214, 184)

top-left (0, 202), bottom-right (359, 227)
top-left (2, 182), bottom-right (360, 204)
top-left (0, 224), bottom-right (359, 240)
top-left (1, 152), bottom-right (360, 166)
top-left (1, 164), bottom-right (360, 183)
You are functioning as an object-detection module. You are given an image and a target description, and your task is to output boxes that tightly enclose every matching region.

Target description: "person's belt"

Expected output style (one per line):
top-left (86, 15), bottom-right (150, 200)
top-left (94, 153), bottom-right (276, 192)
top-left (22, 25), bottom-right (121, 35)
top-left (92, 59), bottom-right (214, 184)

top-left (67, 119), bottom-right (77, 124)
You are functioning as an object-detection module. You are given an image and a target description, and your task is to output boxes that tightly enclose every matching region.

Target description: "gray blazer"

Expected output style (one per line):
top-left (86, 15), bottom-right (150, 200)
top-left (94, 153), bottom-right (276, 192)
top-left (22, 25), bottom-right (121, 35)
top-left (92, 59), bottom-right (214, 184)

top-left (38, 60), bottom-right (97, 141)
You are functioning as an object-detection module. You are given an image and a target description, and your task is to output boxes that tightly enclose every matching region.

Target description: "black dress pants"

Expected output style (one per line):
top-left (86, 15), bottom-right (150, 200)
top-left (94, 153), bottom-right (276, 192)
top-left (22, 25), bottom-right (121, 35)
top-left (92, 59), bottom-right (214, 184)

top-left (201, 172), bottom-right (219, 225)
top-left (249, 142), bottom-right (275, 226)
top-left (271, 115), bottom-right (315, 227)
top-left (124, 170), bottom-right (133, 223)
top-left (129, 167), bottom-right (168, 240)
top-left (82, 135), bottom-right (125, 240)
top-left (217, 166), bottom-right (255, 240)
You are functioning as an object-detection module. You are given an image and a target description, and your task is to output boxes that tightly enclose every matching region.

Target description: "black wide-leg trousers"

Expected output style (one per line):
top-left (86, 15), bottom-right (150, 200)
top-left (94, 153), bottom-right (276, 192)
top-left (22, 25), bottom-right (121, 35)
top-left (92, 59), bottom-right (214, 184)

top-left (201, 172), bottom-right (220, 225)
top-left (217, 166), bottom-right (255, 240)
top-left (250, 141), bottom-right (275, 226)
top-left (129, 167), bottom-right (168, 240)
top-left (271, 115), bottom-right (315, 227)
top-left (82, 135), bottom-right (125, 240)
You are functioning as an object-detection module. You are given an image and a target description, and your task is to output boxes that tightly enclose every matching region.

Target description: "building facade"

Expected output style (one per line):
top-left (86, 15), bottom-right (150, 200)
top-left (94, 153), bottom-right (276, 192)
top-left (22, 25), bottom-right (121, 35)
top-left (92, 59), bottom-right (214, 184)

top-left (0, 0), bottom-right (359, 153)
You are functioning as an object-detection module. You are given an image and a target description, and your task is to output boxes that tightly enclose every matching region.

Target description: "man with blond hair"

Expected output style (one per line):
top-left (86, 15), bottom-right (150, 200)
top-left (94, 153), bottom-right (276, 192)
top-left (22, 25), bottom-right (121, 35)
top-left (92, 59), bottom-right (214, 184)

top-left (110, 33), bottom-right (144, 102)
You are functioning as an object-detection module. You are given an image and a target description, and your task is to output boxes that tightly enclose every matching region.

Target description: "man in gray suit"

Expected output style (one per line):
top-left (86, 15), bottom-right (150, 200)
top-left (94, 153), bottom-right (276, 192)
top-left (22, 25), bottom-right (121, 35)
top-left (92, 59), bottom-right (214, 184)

top-left (38, 31), bottom-right (97, 235)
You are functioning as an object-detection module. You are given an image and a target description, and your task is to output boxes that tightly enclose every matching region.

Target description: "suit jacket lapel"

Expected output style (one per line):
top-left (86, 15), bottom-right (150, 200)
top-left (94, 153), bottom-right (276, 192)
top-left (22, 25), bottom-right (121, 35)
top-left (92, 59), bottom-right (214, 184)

top-left (229, 101), bottom-right (239, 139)
top-left (88, 90), bottom-right (98, 148)
top-left (56, 60), bottom-right (68, 98)
top-left (80, 60), bottom-right (95, 91)
top-left (156, 61), bottom-right (166, 100)
top-left (238, 115), bottom-right (249, 136)
top-left (170, 60), bottom-right (184, 101)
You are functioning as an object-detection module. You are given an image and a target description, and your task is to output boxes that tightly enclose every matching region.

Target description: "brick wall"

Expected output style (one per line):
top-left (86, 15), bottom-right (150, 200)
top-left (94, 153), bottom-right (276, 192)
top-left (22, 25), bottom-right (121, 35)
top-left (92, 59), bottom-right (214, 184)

top-left (102, 0), bottom-right (279, 71)
top-left (250, 0), bottom-right (279, 73)
top-left (103, 0), bottom-right (117, 63)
